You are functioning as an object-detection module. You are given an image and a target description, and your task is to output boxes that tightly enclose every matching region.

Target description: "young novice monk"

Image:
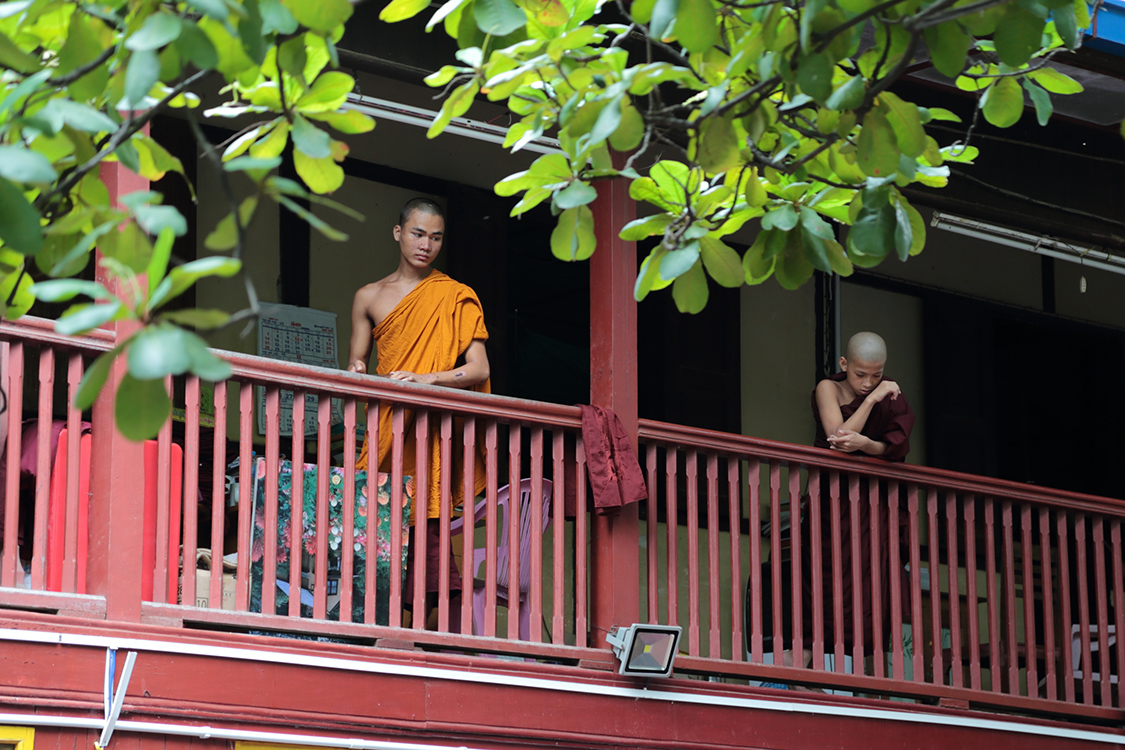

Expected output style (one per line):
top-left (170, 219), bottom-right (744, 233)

top-left (812, 331), bottom-right (914, 461)
top-left (347, 197), bottom-right (490, 623)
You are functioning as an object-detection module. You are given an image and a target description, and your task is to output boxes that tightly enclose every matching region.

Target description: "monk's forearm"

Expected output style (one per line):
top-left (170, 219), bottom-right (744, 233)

top-left (859, 438), bottom-right (886, 456)
top-left (417, 361), bottom-right (489, 388)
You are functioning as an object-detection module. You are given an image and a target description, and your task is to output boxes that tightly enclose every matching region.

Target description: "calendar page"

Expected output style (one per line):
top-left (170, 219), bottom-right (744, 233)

top-left (257, 302), bottom-right (342, 436)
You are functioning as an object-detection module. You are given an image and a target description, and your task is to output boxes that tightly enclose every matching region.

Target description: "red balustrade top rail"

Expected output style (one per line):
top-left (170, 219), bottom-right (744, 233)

top-left (639, 418), bottom-right (1125, 516)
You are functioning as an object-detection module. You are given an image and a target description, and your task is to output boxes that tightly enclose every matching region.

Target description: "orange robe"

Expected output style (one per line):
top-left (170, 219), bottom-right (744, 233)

top-left (356, 270), bottom-right (489, 520)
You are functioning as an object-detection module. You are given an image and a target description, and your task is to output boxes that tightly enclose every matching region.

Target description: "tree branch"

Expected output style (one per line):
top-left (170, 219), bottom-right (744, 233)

top-left (49, 44), bottom-right (115, 87)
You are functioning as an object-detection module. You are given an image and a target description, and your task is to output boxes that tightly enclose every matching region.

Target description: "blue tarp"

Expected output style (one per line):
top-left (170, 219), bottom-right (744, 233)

top-left (1086, 0), bottom-right (1125, 55)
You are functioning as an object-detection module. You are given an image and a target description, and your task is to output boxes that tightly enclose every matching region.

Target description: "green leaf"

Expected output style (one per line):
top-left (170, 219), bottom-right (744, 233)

top-left (554, 180), bottom-right (598, 209)
top-left (75, 348), bottom-right (119, 411)
top-left (160, 308), bottom-right (231, 329)
top-left (610, 100), bottom-right (644, 151)
top-left (224, 155), bottom-right (283, 171)
top-left (589, 95), bottom-right (624, 144)
top-left (879, 92), bottom-right (925, 158)
top-left (58, 13), bottom-right (111, 101)
top-left (158, 256), bottom-right (242, 309)
top-left (761, 204), bottom-right (798, 231)
top-left (742, 233), bottom-right (776, 285)
top-left (306, 109), bottom-right (375, 135)
top-left (204, 197), bottom-right (259, 252)
top-left (276, 195), bottom-right (346, 239)
top-left (115, 372), bottom-right (172, 441)
top-left (175, 20), bottom-right (219, 70)
top-left (30, 279), bottom-right (110, 303)
top-left (672, 261), bottom-right (708, 313)
top-left (550, 206), bottom-right (596, 261)
top-left (293, 150), bottom-right (345, 194)
top-left (126, 12), bottom-right (182, 51)
top-left (260, 0), bottom-right (299, 33)
top-left (675, 0), bottom-right (719, 53)
top-left (135, 204), bottom-right (188, 237)
top-left (124, 48), bottom-right (160, 107)
top-left (0, 146), bottom-right (57, 184)
top-left (0, 29), bottom-right (40, 73)
top-left (1028, 66), bottom-right (1084, 94)
top-left (825, 238), bottom-right (853, 276)
top-left (0, 178), bottom-right (43, 255)
top-left (620, 213), bottom-right (673, 241)
top-left (129, 323), bottom-right (194, 379)
top-left (982, 76), bottom-right (1024, 128)
top-left (147, 227), bottom-right (175, 297)
top-left (291, 115), bottom-right (332, 158)
top-left (297, 71), bottom-right (355, 112)
top-left (1023, 78), bottom-right (1053, 126)
top-left (892, 198), bottom-right (912, 261)
top-left (100, 222), bottom-right (153, 273)
top-left (797, 53), bottom-right (833, 103)
top-left (847, 203), bottom-right (895, 258)
top-left (924, 22), bottom-right (972, 79)
top-left (826, 75), bottom-right (865, 111)
top-left (695, 115), bottom-right (741, 173)
top-left (775, 231), bottom-right (814, 289)
top-left (699, 236), bottom-right (742, 287)
top-left (49, 100), bottom-right (117, 133)
top-left (56, 300), bottom-right (124, 335)
top-left (856, 110), bottom-right (899, 178)
top-left (994, 5), bottom-right (1045, 66)
top-left (901, 197), bottom-right (926, 256)
top-left (474, 0), bottom-right (527, 35)
top-left (660, 241), bottom-right (701, 279)
top-left (799, 206), bottom-right (834, 240)
top-left (649, 0), bottom-right (680, 39)
top-left (283, 0), bottom-right (354, 30)
top-left (634, 247), bottom-right (668, 301)
top-left (379, 0), bottom-right (432, 22)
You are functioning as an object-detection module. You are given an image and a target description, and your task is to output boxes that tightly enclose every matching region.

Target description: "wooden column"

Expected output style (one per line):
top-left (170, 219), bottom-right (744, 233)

top-left (588, 168), bottom-right (640, 647)
top-left (84, 161), bottom-right (149, 622)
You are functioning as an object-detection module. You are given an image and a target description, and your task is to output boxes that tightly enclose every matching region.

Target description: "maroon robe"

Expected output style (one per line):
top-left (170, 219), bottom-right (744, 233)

top-left (802, 373), bottom-right (915, 653)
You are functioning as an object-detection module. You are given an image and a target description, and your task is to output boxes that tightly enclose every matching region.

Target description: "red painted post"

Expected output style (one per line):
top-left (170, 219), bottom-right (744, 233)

top-left (588, 165), bottom-right (639, 647)
top-left (85, 161), bottom-right (149, 622)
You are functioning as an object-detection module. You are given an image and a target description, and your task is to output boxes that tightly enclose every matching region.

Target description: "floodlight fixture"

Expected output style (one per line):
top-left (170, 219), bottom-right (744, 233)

top-left (930, 211), bottom-right (1125, 278)
top-left (606, 623), bottom-right (682, 678)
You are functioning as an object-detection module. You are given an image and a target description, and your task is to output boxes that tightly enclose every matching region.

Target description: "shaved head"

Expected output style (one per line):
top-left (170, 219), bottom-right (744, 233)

top-left (845, 332), bottom-right (887, 365)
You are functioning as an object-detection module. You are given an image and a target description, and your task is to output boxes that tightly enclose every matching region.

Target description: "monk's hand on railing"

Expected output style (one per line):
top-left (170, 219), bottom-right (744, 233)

top-left (347, 360), bottom-right (367, 374)
top-left (827, 428), bottom-right (869, 453)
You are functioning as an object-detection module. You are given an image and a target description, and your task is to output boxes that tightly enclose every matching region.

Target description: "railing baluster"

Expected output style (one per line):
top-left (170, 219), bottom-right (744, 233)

top-left (181, 377), bottom-right (201, 610)
top-left (789, 463), bottom-right (803, 670)
top-left (483, 419), bottom-right (499, 637)
top-left (236, 382), bottom-right (253, 611)
top-left (985, 498), bottom-right (1000, 693)
top-left (1057, 510), bottom-right (1075, 703)
top-left (529, 426), bottom-right (544, 643)
top-left (907, 484), bottom-right (923, 683)
top-left (666, 447), bottom-right (680, 630)
top-left (575, 436), bottom-right (588, 648)
top-left (313, 394), bottom-right (330, 620)
top-left (768, 460), bottom-right (781, 666)
top-left (31, 347), bottom-right (53, 591)
top-left (849, 474), bottom-right (864, 672)
top-left (1075, 513), bottom-right (1092, 703)
top-left (927, 488), bottom-right (943, 687)
top-left (728, 456), bottom-right (743, 662)
top-left (1001, 500), bottom-right (1019, 694)
top-left (830, 470), bottom-right (845, 669)
top-left (1038, 506), bottom-right (1057, 701)
top-left (870, 479), bottom-right (885, 678)
top-left (436, 413), bottom-right (453, 633)
top-left (687, 450), bottom-right (701, 657)
top-left (290, 392), bottom-right (306, 618)
top-left (209, 382), bottom-right (227, 610)
top-left (706, 452), bottom-right (721, 658)
top-left (413, 409), bottom-right (430, 626)
top-left (65, 353), bottom-right (80, 593)
top-left (363, 399), bottom-right (376, 624)
top-left (964, 494), bottom-right (981, 691)
top-left (389, 405), bottom-right (405, 628)
top-left (946, 491), bottom-right (961, 689)
top-left (748, 458), bottom-right (762, 663)
top-left (1092, 517), bottom-right (1111, 705)
top-left (340, 398), bottom-right (358, 623)
top-left (888, 480), bottom-right (903, 682)
top-left (1111, 520), bottom-right (1125, 709)
top-left (153, 376), bottom-right (174, 604)
top-left (261, 386), bottom-right (281, 616)
top-left (551, 429), bottom-right (564, 643)
top-left (508, 423), bottom-right (522, 640)
top-left (2, 340), bottom-right (23, 590)
top-left (461, 417), bottom-right (478, 635)
top-left (645, 443), bottom-right (659, 624)
top-left (810, 469), bottom-right (824, 671)
top-left (1021, 503), bottom-right (1038, 696)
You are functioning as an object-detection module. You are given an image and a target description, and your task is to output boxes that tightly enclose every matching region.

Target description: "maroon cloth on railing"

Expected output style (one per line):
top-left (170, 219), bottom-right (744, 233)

top-left (811, 373), bottom-right (914, 462)
top-left (578, 405), bottom-right (647, 516)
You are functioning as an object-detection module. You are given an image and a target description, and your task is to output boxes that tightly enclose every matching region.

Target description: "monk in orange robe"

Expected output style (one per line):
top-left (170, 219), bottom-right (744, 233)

top-left (347, 197), bottom-right (490, 614)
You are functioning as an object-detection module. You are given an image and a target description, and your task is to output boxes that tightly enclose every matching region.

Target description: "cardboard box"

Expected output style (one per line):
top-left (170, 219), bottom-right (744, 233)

top-left (179, 549), bottom-right (237, 610)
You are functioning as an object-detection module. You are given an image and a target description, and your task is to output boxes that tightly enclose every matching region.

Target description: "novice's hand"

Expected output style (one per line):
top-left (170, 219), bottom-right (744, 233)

top-left (347, 360), bottom-right (366, 374)
top-left (827, 428), bottom-right (869, 453)
top-left (867, 380), bottom-right (901, 403)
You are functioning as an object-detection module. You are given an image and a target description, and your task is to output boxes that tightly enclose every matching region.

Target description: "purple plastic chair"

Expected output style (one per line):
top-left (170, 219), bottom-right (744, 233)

top-left (449, 478), bottom-right (552, 640)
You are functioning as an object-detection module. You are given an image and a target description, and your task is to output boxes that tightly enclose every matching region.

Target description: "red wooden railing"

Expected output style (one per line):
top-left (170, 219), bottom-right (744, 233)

top-left (638, 419), bottom-right (1124, 719)
top-left (2, 315), bottom-right (1123, 723)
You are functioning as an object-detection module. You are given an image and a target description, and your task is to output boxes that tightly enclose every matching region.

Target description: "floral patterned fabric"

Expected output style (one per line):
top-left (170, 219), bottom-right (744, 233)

top-left (249, 457), bottom-right (412, 625)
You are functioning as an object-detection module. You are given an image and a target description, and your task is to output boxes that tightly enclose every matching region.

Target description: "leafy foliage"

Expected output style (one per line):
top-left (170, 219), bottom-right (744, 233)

top-left (0, 0), bottom-right (367, 439)
top-left (405, 0), bottom-right (1088, 312)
